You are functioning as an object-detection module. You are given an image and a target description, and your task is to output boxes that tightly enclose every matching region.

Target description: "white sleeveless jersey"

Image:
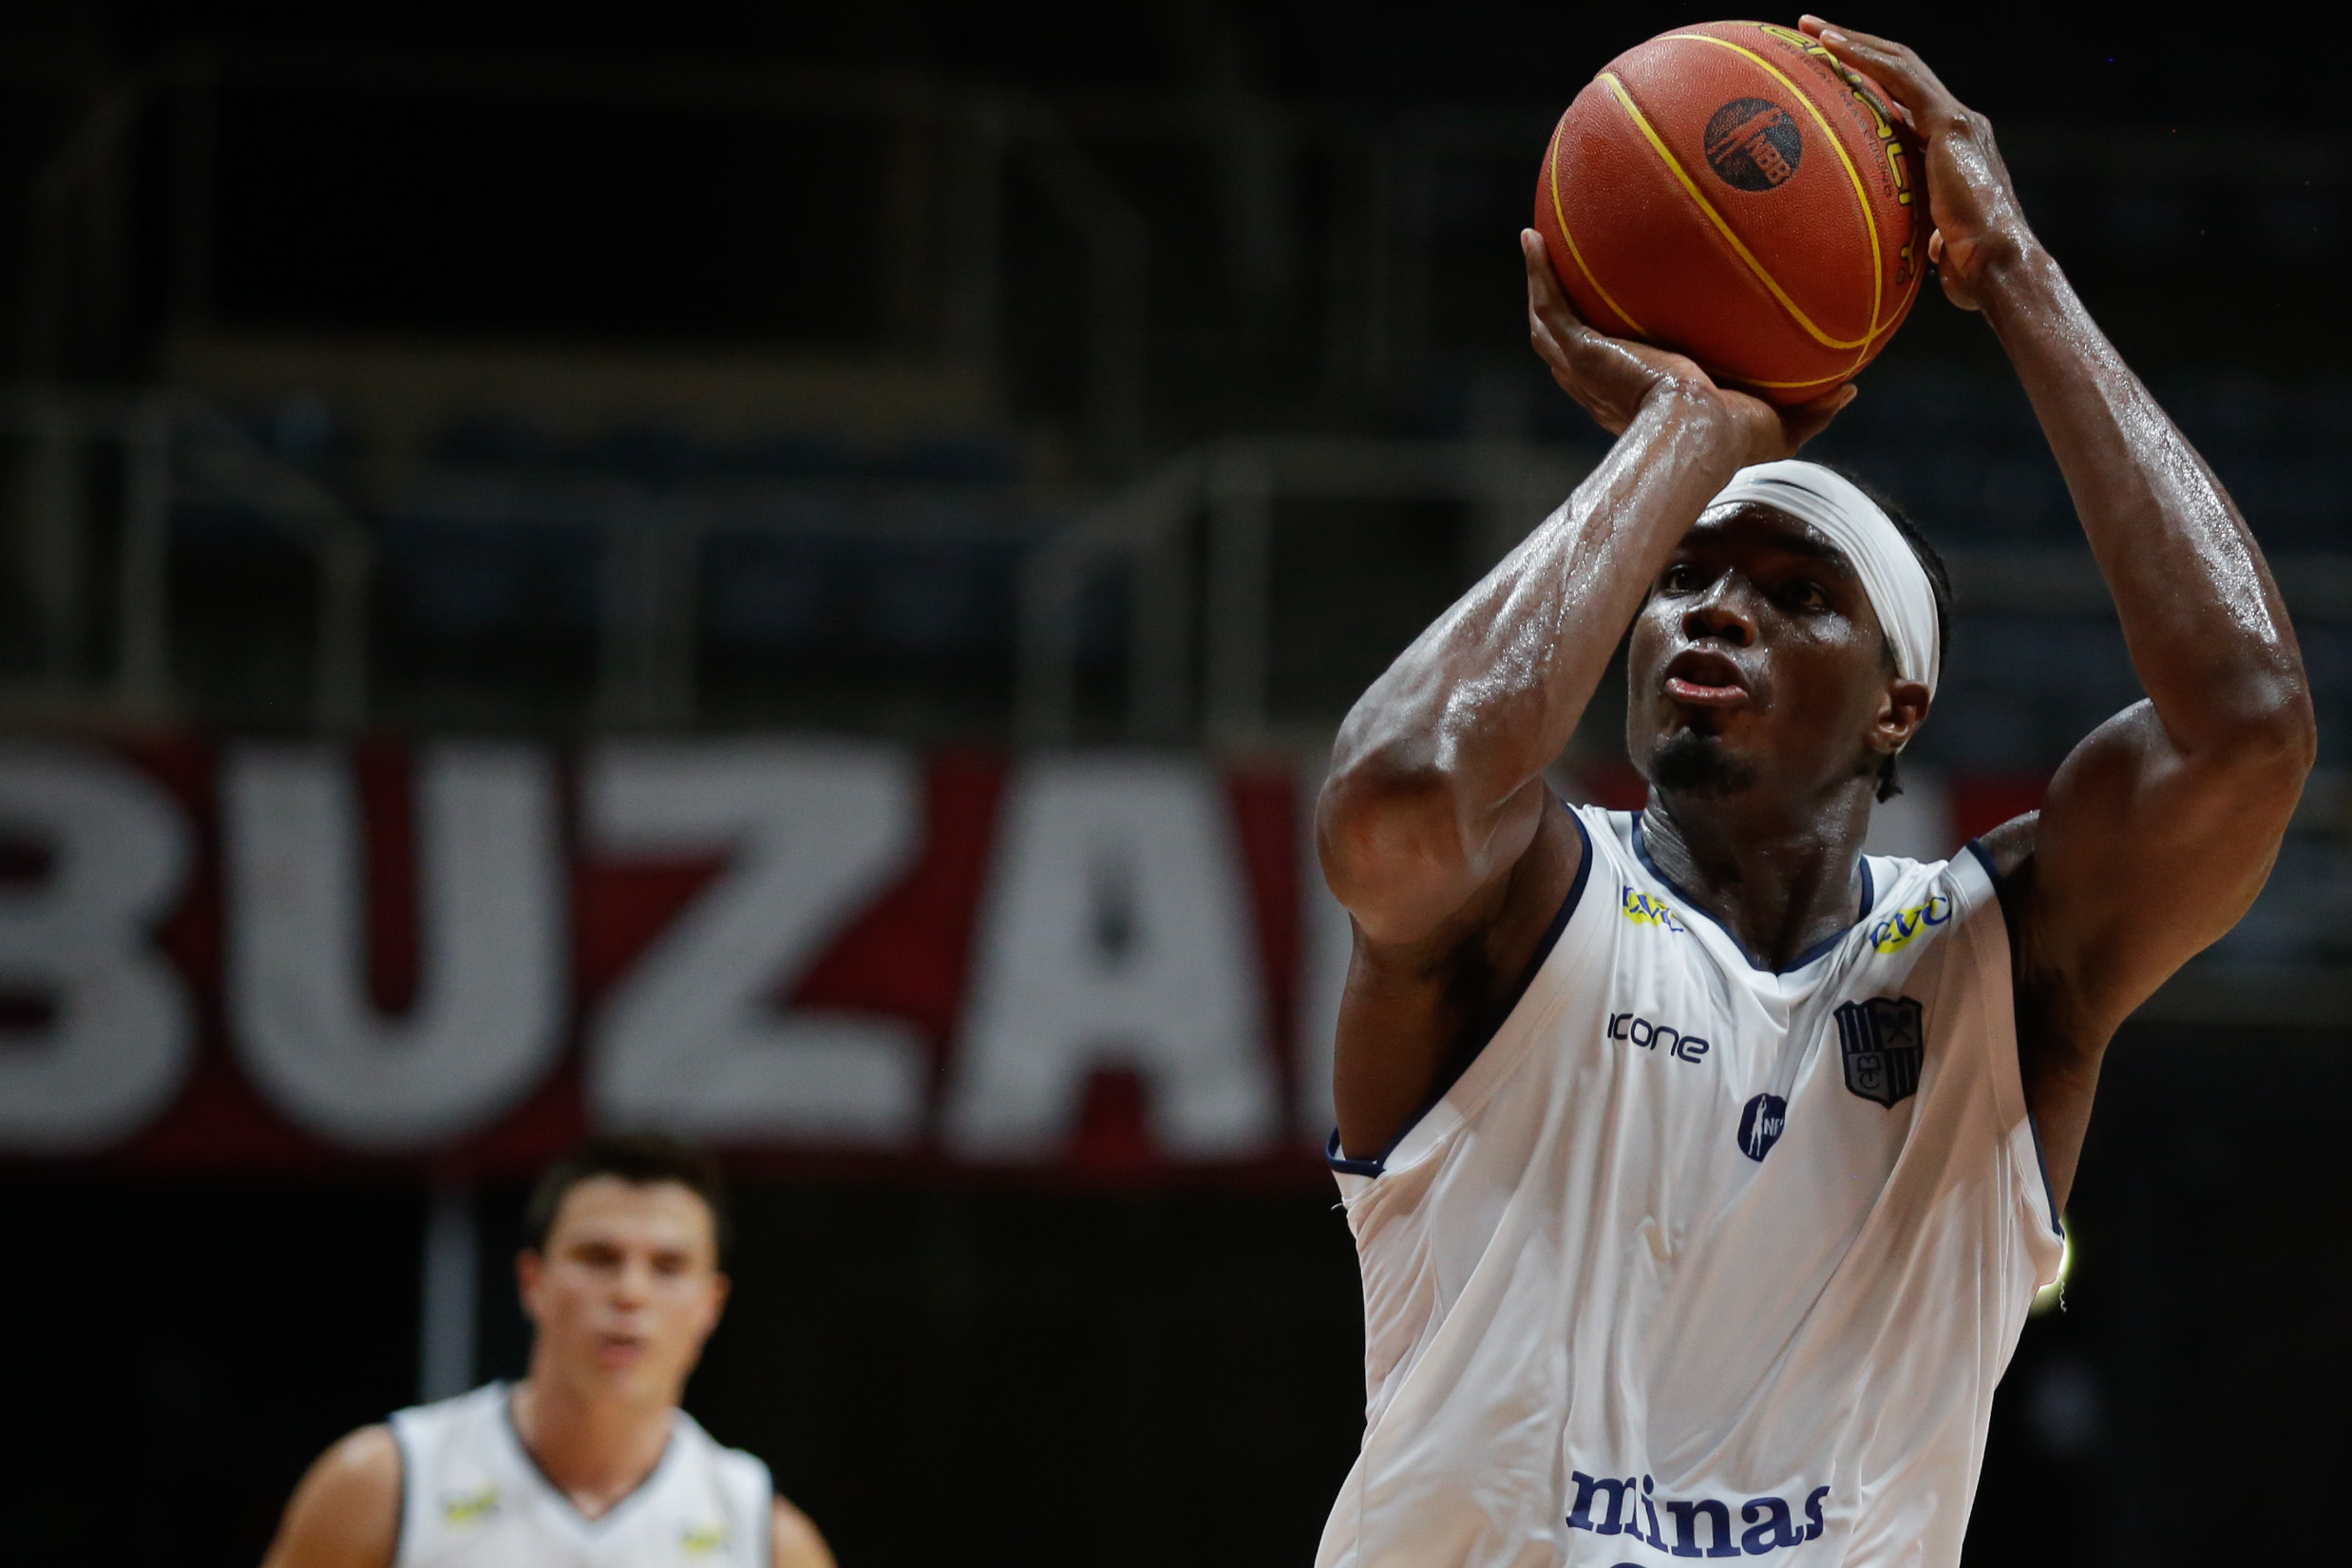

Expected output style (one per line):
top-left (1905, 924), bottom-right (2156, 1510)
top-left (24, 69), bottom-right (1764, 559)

top-left (1318, 805), bottom-right (2064, 1568)
top-left (389, 1384), bottom-right (772, 1568)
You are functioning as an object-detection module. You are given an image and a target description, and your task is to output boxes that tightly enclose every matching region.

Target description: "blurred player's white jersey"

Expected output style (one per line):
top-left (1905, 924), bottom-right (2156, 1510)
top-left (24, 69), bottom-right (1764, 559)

top-left (390, 1383), bottom-right (771, 1568)
top-left (1318, 804), bottom-right (2065, 1568)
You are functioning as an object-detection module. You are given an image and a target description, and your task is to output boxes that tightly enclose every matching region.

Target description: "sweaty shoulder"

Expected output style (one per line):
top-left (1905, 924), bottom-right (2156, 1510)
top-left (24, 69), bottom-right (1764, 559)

top-left (261, 1424), bottom-right (402, 1568)
top-left (772, 1495), bottom-right (838, 1568)
top-left (1975, 809), bottom-right (2039, 881)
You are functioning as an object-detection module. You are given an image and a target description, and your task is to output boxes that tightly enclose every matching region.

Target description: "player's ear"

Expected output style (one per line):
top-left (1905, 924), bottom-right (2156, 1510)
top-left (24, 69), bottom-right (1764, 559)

top-left (1872, 676), bottom-right (1931, 753)
top-left (516, 1248), bottom-right (544, 1322)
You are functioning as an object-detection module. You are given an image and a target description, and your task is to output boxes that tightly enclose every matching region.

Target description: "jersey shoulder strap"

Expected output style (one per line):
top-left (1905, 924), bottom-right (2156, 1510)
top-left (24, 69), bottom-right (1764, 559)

top-left (671, 1408), bottom-right (774, 1520)
top-left (388, 1383), bottom-right (513, 1565)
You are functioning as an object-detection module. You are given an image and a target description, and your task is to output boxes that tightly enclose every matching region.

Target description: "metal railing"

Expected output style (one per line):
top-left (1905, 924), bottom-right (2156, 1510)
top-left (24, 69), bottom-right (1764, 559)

top-left (3, 387), bottom-right (370, 727)
top-left (12, 404), bottom-right (2352, 743)
top-left (1014, 438), bottom-right (1590, 744)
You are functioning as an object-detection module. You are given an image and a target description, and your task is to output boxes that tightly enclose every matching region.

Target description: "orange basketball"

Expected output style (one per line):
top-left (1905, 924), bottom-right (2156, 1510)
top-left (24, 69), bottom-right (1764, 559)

top-left (1534, 21), bottom-right (1925, 405)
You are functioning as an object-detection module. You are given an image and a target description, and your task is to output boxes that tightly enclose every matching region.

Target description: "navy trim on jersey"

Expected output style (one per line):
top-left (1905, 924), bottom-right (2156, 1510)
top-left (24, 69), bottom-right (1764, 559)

top-left (502, 1384), bottom-right (678, 1533)
top-left (1967, 836), bottom-right (2060, 1233)
top-left (2025, 1110), bottom-right (2064, 1237)
top-left (1632, 813), bottom-right (1872, 974)
top-left (1324, 805), bottom-right (1595, 1177)
top-left (389, 1418), bottom-right (408, 1568)
top-left (1326, 1128), bottom-right (1386, 1177)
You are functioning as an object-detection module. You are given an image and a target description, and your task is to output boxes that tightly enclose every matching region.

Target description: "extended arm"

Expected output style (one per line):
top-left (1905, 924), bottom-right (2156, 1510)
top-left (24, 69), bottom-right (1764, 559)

top-left (1810, 20), bottom-right (2316, 1204)
top-left (1318, 238), bottom-right (1847, 1154)
top-left (259, 1426), bottom-right (401, 1568)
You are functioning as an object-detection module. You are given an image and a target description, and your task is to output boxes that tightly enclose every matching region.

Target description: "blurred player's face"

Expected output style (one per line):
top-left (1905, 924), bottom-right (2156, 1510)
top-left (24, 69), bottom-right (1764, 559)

top-left (1625, 504), bottom-right (1924, 809)
top-left (518, 1177), bottom-right (729, 1407)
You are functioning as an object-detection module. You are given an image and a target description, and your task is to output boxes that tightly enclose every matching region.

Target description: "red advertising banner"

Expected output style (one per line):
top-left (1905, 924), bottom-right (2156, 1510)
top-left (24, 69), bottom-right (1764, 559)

top-left (0, 736), bottom-right (1350, 1179)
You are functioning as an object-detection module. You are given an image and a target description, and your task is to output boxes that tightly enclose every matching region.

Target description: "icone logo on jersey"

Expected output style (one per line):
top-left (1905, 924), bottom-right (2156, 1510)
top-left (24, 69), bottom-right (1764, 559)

top-left (439, 1486), bottom-right (500, 1525)
top-left (1620, 886), bottom-right (1688, 933)
top-left (1568, 1469), bottom-right (1830, 1557)
top-left (1868, 894), bottom-right (1951, 954)
top-left (1607, 1011), bottom-right (1710, 1064)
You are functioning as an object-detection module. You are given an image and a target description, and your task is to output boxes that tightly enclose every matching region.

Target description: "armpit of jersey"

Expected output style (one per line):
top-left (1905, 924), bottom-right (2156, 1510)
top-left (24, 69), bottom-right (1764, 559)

top-left (1324, 809), bottom-right (1597, 1188)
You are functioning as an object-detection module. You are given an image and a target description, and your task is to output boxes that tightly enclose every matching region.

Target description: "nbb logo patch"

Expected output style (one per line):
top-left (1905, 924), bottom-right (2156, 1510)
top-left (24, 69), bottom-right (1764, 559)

top-left (1835, 995), bottom-right (1925, 1107)
top-left (1737, 1092), bottom-right (1787, 1162)
top-left (1704, 97), bottom-right (1803, 191)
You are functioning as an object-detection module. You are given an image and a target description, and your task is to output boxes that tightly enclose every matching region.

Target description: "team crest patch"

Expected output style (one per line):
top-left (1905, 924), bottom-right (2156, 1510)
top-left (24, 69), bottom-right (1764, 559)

top-left (1834, 995), bottom-right (1925, 1107)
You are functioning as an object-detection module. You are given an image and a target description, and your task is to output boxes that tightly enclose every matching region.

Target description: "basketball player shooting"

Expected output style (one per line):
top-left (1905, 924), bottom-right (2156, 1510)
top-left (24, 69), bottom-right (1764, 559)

top-left (1313, 19), bottom-right (2311, 1568)
top-left (262, 1137), bottom-right (833, 1568)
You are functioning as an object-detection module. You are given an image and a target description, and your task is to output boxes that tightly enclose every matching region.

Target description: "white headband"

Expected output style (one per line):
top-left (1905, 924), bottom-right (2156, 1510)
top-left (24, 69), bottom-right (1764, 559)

top-left (1704, 460), bottom-right (1942, 699)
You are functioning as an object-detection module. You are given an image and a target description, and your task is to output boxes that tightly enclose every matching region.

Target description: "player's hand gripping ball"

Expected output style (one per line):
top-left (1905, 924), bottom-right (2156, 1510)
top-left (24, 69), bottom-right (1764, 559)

top-left (1534, 20), bottom-right (1925, 405)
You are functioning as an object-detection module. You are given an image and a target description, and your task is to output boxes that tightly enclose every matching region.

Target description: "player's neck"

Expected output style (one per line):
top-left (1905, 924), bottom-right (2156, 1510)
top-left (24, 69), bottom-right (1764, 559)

top-left (1642, 783), bottom-right (1873, 970)
top-left (510, 1364), bottom-right (677, 1521)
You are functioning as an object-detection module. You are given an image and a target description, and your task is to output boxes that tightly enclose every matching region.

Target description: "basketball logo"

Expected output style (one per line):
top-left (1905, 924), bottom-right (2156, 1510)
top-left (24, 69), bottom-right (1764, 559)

top-left (1702, 98), bottom-right (1802, 191)
top-left (1736, 1092), bottom-right (1788, 1162)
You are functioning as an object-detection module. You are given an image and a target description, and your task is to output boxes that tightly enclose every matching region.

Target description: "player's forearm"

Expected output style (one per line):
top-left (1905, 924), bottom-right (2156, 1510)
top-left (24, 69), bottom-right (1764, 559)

top-left (1981, 248), bottom-right (2312, 759)
top-left (1321, 385), bottom-right (1741, 915)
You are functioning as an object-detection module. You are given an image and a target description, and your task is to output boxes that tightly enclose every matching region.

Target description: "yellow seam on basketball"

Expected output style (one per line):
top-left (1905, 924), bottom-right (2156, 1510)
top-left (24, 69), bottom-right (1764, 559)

top-left (1663, 32), bottom-right (1885, 351)
top-left (1726, 368), bottom-right (1853, 389)
top-left (1546, 121), bottom-right (1648, 337)
top-left (1598, 72), bottom-right (1868, 352)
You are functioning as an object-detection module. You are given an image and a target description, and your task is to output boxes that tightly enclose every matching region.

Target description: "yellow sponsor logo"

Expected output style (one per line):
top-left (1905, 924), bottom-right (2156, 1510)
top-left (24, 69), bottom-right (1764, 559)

top-left (681, 1521), bottom-right (732, 1556)
top-left (440, 1486), bottom-right (500, 1525)
top-left (1868, 895), bottom-right (1953, 954)
top-left (1621, 886), bottom-right (1688, 934)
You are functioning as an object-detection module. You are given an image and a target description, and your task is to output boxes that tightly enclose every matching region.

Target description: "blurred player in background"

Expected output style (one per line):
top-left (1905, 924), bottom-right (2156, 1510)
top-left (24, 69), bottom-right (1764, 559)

top-left (263, 1134), bottom-right (833, 1568)
top-left (1313, 19), bottom-right (2312, 1568)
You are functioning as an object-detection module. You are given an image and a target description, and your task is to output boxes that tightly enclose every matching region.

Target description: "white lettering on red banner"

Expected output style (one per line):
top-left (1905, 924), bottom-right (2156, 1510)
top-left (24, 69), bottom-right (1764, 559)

top-left (585, 739), bottom-right (928, 1143)
top-left (948, 756), bottom-right (1279, 1159)
top-left (0, 733), bottom-right (1993, 1171)
top-left (224, 744), bottom-right (566, 1150)
top-left (0, 744), bottom-right (193, 1151)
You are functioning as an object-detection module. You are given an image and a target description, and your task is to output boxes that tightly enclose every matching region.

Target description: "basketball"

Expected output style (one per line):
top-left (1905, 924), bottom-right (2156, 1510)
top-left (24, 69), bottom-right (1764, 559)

top-left (1534, 20), bottom-right (1925, 405)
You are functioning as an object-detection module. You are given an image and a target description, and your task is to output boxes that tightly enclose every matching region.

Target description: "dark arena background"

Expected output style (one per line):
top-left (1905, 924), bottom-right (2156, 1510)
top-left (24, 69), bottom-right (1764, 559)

top-left (3, 5), bottom-right (2348, 1565)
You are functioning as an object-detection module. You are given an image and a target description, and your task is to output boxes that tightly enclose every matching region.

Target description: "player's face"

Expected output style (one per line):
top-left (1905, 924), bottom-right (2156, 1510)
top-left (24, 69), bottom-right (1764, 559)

top-left (518, 1178), bottom-right (729, 1406)
top-left (1625, 503), bottom-right (1920, 804)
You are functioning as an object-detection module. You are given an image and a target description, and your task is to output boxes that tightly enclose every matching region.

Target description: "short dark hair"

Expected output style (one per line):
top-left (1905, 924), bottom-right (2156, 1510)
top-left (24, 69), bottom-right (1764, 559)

top-left (522, 1133), bottom-right (731, 1264)
top-left (1812, 463), bottom-right (1951, 803)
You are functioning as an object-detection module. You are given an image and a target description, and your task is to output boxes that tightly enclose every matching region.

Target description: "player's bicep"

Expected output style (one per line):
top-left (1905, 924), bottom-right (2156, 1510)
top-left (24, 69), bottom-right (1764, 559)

top-left (260, 1426), bottom-right (402, 1568)
top-left (2030, 700), bottom-right (2298, 1020)
top-left (1318, 763), bottom-right (1552, 947)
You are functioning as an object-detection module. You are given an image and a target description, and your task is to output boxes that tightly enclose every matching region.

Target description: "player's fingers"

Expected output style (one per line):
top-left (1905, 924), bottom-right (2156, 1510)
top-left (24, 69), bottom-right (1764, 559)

top-left (1797, 18), bottom-right (1958, 120)
top-left (1778, 383), bottom-right (1859, 449)
top-left (1524, 233), bottom-right (1599, 369)
top-left (1523, 230), bottom-right (1590, 331)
